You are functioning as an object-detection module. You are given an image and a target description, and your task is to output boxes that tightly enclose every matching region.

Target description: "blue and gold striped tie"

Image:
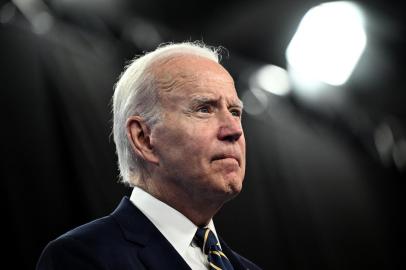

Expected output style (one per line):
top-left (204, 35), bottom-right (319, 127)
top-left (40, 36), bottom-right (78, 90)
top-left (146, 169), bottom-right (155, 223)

top-left (194, 227), bottom-right (235, 270)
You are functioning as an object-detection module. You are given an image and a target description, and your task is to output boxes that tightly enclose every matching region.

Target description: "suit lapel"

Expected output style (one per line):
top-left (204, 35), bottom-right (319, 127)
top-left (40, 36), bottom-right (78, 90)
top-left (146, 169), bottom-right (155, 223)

top-left (138, 233), bottom-right (191, 270)
top-left (111, 197), bottom-right (191, 270)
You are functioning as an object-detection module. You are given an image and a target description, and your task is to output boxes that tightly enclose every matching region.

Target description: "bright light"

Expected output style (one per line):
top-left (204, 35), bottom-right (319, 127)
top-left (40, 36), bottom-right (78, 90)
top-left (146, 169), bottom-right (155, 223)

top-left (250, 65), bottom-right (291, 96)
top-left (286, 1), bottom-right (367, 86)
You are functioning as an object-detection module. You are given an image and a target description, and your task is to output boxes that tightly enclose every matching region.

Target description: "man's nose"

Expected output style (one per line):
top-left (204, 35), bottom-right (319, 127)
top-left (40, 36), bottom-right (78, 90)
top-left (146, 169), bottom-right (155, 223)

top-left (217, 112), bottom-right (243, 142)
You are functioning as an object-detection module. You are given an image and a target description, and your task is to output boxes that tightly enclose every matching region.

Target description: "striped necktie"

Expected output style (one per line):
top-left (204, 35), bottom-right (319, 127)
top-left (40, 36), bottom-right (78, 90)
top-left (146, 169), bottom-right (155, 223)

top-left (194, 227), bottom-right (235, 270)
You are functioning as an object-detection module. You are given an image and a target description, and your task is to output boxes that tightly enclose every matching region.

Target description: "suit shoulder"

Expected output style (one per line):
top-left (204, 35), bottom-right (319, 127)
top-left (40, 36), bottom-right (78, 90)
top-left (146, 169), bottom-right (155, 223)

top-left (41, 215), bottom-right (123, 258)
top-left (37, 229), bottom-right (110, 270)
top-left (37, 215), bottom-right (144, 270)
top-left (62, 215), bottom-right (119, 242)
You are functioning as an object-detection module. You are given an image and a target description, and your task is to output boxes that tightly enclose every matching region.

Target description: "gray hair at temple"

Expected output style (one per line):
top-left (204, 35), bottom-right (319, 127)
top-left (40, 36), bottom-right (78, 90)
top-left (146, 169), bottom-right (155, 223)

top-left (112, 42), bottom-right (221, 186)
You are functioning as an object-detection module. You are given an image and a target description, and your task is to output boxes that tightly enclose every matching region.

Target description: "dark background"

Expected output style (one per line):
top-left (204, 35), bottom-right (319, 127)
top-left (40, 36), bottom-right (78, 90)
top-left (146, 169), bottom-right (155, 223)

top-left (1, 0), bottom-right (405, 269)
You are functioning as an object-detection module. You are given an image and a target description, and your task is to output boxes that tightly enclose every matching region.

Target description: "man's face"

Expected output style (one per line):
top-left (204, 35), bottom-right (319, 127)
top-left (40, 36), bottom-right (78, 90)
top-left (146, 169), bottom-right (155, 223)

top-left (149, 55), bottom-right (246, 202)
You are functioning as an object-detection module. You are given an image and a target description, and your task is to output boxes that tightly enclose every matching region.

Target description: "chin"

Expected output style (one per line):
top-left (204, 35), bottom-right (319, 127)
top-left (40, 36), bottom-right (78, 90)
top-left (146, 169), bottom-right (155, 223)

top-left (229, 180), bottom-right (243, 194)
top-left (222, 175), bottom-right (243, 197)
top-left (203, 170), bottom-right (245, 200)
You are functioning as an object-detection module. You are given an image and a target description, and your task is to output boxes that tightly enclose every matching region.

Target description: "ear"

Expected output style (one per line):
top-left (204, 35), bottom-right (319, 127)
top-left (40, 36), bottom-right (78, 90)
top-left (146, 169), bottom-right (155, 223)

top-left (126, 116), bottom-right (159, 165)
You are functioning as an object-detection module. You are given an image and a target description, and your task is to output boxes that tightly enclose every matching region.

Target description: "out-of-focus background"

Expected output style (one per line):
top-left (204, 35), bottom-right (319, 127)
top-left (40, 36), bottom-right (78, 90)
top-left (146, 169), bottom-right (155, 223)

top-left (1, 0), bottom-right (405, 269)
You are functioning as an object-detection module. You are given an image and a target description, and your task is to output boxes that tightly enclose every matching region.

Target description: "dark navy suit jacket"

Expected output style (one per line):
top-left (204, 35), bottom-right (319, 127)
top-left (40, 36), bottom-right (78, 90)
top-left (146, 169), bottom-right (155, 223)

top-left (37, 197), bottom-right (262, 270)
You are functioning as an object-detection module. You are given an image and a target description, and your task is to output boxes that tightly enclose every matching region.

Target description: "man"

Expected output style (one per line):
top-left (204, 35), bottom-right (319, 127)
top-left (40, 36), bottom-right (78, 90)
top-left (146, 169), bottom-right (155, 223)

top-left (37, 42), bottom-right (262, 270)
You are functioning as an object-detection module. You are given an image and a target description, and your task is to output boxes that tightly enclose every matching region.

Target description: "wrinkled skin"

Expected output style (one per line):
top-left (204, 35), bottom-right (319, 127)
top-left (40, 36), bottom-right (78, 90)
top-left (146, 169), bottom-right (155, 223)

top-left (130, 54), bottom-right (246, 225)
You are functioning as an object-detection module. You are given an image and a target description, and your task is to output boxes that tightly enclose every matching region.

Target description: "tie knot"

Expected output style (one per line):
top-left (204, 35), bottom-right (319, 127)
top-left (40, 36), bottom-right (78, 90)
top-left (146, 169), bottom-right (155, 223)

top-left (194, 227), bottom-right (220, 255)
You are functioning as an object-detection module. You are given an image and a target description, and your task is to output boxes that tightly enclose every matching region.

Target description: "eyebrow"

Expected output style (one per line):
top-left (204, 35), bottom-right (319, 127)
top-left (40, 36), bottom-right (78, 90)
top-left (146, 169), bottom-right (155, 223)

top-left (190, 96), bottom-right (244, 109)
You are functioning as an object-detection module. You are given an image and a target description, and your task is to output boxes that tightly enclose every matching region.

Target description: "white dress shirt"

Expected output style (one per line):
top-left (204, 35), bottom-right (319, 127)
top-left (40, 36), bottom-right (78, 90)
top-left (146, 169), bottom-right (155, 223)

top-left (130, 186), bottom-right (220, 270)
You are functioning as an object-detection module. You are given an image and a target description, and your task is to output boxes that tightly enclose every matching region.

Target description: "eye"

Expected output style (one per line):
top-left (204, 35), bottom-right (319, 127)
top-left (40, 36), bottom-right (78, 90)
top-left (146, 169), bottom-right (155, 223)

top-left (230, 109), bottom-right (242, 117)
top-left (197, 105), bottom-right (212, 113)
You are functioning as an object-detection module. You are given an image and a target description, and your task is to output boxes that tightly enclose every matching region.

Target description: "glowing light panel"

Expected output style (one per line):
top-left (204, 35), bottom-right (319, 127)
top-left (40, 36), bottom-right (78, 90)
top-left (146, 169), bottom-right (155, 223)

top-left (286, 1), bottom-right (367, 86)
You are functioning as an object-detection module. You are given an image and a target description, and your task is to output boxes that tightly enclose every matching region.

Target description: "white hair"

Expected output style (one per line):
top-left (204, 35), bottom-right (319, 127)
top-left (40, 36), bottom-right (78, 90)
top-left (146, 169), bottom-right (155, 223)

top-left (112, 42), bottom-right (221, 186)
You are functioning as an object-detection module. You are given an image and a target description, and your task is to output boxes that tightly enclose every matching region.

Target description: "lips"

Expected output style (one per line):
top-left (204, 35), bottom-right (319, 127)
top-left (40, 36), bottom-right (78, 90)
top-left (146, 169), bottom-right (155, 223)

top-left (211, 153), bottom-right (241, 166)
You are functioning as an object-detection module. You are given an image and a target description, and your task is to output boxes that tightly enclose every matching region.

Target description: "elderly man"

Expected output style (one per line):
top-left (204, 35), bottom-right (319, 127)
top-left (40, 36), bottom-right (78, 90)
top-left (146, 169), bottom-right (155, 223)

top-left (37, 42), bottom-right (262, 270)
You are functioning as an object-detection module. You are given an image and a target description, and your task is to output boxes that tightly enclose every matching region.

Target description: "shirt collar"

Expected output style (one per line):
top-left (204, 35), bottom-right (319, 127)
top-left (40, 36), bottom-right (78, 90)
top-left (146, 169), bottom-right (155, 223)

top-left (129, 186), bottom-right (219, 257)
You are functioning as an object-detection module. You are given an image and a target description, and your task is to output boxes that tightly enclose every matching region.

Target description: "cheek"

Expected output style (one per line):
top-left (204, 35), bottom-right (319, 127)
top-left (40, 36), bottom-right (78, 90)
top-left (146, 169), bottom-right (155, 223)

top-left (154, 125), bottom-right (207, 161)
top-left (181, 136), bottom-right (212, 165)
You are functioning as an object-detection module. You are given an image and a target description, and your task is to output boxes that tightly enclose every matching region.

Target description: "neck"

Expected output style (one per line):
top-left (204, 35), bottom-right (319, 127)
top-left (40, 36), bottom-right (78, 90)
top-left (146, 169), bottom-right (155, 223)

top-left (136, 178), bottom-right (224, 226)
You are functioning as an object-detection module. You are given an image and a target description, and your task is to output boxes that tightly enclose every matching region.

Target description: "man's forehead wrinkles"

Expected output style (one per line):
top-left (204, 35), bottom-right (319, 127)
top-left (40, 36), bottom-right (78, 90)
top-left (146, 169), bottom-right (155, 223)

top-left (156, 72), bottom-right (196, 94)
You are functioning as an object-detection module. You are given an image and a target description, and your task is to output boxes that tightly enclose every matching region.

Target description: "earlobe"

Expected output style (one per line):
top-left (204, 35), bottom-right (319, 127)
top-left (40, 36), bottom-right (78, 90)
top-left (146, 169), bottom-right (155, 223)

top-left (126, 116), bottom-right (159, 164)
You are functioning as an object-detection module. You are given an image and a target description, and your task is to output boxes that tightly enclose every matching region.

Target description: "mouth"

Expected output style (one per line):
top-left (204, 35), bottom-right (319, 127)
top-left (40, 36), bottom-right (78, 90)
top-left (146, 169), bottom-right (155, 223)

top-left (211, 153), bottom-right (240, 166)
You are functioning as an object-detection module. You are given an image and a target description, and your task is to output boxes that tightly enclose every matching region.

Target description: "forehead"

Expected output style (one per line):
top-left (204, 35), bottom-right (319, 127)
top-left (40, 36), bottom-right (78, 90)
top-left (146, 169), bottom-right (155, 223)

top-left (152, 55), bottom-right (239, 103)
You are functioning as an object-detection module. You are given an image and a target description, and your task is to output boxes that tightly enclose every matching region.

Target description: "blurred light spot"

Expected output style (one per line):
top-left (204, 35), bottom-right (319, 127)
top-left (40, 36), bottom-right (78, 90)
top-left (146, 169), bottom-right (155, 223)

top-left (13, 0), bottom-right (54, 34)
top-left (393, 140), bottom-right (406, 172)
top-left (0, 3), bottom-right (16, 24)
top-left (242, 88), bottom-right (269, 116)
top-left (32, 11), bottom-right (53, 34)
top-left (249, 65), bottom-right (290, 96)
top-left (374, 123), bottom-right (394, 166)
top-left (126, 20), bottom-right (162, 50)
top-left (286, 1), bottom-right (367, 86)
